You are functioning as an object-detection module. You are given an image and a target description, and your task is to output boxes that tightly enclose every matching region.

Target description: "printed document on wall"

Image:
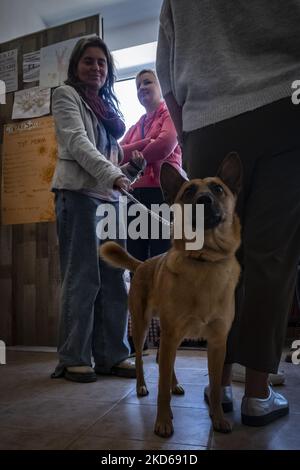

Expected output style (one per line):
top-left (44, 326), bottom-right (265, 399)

top-left (0, 49), bottom-right (18, 92)
top-left (23, 51), bottom-right (40, 83)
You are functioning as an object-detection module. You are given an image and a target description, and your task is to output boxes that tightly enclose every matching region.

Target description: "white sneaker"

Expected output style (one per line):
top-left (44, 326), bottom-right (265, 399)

top-left (232, 363), bottom-right (285, 386)
top-left (241, 386), bottom-right (289, 426)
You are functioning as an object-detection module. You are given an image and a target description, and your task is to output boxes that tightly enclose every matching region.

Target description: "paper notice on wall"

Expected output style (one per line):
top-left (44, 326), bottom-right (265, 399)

top-left (0, 49), bottom-right (18, 93)
top-left (23, 50), bottom-right (40, 83)
top-left (12, 87), bottom-right (51, 119)
top-left (2, 116), bottom-right (57, 225)
top-left (39, 35), bottom-right (95, 88)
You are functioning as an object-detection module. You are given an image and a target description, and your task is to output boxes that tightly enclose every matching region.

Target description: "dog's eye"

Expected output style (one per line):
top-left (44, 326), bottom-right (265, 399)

top-left (209, 183), bottom-right (224, 195)
top-left (182, 184), bottom-right (198, 199)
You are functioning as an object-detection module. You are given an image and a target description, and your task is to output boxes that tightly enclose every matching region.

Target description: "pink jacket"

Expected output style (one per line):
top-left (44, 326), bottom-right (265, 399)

top-left (120, 101), bottom-right (182, 188)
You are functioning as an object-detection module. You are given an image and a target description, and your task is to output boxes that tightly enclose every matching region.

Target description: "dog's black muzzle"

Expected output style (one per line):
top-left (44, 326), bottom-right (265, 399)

top-left (192, 193), bottom-right (222, 230)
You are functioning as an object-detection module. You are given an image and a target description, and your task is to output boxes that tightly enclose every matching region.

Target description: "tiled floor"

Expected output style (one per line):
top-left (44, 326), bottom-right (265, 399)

top-left (0, 349), bottom-right (299, 450)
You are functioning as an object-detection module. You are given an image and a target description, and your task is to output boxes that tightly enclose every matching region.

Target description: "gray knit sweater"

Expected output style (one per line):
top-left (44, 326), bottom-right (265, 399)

top-left (156, 0), bottom-right (300, 132)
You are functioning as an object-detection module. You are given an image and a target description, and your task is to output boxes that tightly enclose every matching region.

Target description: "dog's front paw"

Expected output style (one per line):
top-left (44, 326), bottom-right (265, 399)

top-left (212, 416), bottom-right (232, 433)
top-left (154, 417), bottom-right (174, 438)
top-left (137, 385), bottom-right (149, 396)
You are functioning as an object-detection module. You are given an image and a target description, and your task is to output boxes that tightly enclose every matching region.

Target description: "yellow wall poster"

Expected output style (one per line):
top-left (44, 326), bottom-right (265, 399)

top-left (2, 116), bottom-right (57, 225)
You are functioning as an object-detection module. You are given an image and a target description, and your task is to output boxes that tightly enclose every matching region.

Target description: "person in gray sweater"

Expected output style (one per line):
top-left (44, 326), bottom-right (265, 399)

top-left (156, 0), bottom-right (300, 426)
top-left (51, 36), bottom-right (143, 383)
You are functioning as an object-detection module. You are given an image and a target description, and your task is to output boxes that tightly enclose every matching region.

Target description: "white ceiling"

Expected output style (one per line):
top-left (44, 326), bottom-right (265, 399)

top-left (43, 0), bottom-right (162, 29)
top-left (30, 0), bottom-right (128, 24)
top-left (0, 0), bottom-right (163, 43)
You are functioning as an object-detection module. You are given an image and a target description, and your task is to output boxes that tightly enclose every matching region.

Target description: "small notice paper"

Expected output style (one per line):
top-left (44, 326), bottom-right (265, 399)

top-left (0, 48), bottom-right (18, 92)
top-left (12, 87), bottom-right (51, 119)
top-left (23, 50), bottom-right (40, 83)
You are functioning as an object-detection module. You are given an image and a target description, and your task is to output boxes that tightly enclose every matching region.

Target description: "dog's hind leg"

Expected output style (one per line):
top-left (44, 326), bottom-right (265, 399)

top-left (131, 309), bottom-right (151, 397)
top-left (171, 370), bottom-right (185, 395)
top-left (156, 343), bottom-right (184, 395)
top-left (156, 346), bottom-right (184, 395)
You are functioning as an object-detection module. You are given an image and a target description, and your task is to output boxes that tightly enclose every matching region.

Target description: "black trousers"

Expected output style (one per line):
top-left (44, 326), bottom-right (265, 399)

top-left (183, 97), bottom-right (300, 373)
top-left (126, 187), bottom-right (171, 261)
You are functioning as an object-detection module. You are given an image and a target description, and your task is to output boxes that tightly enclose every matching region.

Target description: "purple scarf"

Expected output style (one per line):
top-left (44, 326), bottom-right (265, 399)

top-left (80, 88), bottom-right (125, 140)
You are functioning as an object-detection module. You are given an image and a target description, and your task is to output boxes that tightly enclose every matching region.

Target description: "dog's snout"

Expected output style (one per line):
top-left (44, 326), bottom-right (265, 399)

top-left (197, 193), bottom-right (214, 206)
top-left (194, 192), bottom-right (223, 230)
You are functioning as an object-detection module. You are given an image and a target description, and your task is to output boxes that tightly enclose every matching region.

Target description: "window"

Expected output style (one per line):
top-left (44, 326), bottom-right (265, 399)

top-left (115, 78), bottom-right (144, 132)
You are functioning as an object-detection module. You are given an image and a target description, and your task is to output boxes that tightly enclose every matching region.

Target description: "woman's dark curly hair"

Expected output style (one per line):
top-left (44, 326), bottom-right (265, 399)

top-left (65, 35), bottom-right (121, 116)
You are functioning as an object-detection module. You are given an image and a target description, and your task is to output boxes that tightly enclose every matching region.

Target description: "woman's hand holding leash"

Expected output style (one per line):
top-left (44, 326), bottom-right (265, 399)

top-left (113, 176), bottom-right (131, 192)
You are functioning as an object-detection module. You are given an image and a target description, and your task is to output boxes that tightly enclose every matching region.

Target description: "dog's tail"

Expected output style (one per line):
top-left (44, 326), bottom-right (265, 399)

top-left (100, 241), bottom-right (141, 273)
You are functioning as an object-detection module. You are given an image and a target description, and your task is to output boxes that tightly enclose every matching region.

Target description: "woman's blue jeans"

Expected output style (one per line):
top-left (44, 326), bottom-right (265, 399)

top-left (53, 190), bottom-right (130, 376)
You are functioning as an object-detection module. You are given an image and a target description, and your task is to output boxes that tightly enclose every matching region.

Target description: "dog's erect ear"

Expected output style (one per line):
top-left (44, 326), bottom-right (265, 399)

top-left (217, 152), bottom-right (243, 196)
top-left (160, 162), bottom-right (187, 205)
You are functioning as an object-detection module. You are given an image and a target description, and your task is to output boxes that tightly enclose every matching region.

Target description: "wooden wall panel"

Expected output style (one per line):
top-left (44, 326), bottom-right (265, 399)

top-left (0, 279), bottom-right (12, 344)
top-left (0, 223), bottom-right (12, 343)
top-left (0, 15), bottom-right (101, 345)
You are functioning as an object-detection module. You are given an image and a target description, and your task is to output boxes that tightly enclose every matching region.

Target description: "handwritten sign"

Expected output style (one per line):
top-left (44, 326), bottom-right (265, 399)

top-left (2, 116), bottom-right (57, 225)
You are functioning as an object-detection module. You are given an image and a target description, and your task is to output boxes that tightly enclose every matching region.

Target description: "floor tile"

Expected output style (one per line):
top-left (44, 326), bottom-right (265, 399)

top-left (0, 426), bottom-right (74, 450)
top-left (85, 403), bottom-right (212, 447)
top-left (146, 367), bottom-right (208, 385)
top-left (0, 397), bottom-right (114, 435)
top-left (39, 376), bottom-right (136, 403)
top-left (69, 434), bottom-right (206, 451)
top-left (123, 382), bottom-right (209, 410)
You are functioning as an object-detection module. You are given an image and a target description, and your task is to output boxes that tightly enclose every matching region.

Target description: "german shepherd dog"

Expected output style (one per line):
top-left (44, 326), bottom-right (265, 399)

top-left (100, 152), bottom-right (242, 436)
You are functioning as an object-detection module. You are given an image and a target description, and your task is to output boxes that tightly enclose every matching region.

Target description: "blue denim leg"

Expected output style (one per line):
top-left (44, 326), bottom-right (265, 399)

top-left (93, 199), bottom-right (130, 372)
top-left (93, 258), bottom-right (130, 371)
top-left (53, 191), bottom-right (130, 377)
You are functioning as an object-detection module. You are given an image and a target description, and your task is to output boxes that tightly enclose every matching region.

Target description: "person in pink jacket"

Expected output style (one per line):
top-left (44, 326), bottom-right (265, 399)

top-left (120, 69), bottom-right (182, 262)
top-left (121, 69), bottom-right (182, 354)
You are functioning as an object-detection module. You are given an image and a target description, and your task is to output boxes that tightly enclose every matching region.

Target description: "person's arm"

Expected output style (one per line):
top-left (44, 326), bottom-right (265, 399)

top-left (156, 2), bottom-right (183, 144)
top-left (121, 138), bottom-right (151, 162)
top-left (52, 86), bottom-right (123, 190)
top-left (120, 125), bottom-right (151, 163)
top-left (141, 112), bottom-right (179, 164)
